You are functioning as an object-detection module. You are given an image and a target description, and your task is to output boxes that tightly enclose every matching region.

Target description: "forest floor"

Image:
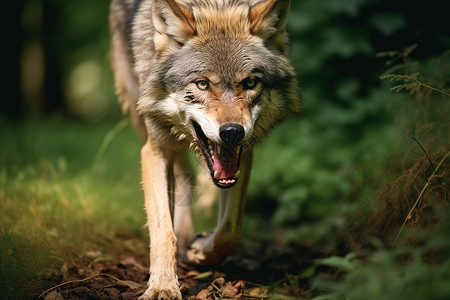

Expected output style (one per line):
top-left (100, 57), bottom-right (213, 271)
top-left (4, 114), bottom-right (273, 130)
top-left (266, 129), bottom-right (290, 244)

top-left (39, 237), bottom-right (326, 300)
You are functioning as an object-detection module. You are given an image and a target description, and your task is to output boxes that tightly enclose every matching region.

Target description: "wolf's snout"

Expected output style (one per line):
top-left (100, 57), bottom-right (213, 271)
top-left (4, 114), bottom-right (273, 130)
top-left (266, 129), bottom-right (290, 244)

top-left (219, 123), bottom-right (245, 146)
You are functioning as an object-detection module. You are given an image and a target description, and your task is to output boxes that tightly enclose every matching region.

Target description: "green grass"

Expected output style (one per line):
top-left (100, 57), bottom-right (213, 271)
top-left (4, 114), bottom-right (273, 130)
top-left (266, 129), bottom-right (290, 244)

top-left (0, 116), bottom-right (145, 298)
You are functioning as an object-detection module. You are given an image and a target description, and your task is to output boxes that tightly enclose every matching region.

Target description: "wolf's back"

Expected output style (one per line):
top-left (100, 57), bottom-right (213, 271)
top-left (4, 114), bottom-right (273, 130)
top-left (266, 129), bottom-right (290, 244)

top-left (110, 0), bottom-right (147, 137)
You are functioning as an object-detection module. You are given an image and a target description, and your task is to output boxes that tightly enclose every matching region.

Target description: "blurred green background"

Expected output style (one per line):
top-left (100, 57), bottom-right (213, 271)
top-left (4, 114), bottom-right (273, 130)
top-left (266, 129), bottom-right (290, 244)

top-left (1, 0), bottom-right (449, 299)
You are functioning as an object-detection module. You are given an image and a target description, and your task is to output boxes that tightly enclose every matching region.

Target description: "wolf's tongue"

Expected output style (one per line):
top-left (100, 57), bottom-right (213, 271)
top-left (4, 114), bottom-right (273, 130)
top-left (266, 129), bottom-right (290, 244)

top-left (213, 146), bottom-right (238, 180)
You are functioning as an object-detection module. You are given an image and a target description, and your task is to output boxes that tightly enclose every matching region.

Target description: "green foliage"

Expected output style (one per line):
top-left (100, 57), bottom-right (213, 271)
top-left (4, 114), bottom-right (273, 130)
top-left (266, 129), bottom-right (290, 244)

top-left (311, 208), bottom-right (450, 300)
top-left (306, 44), bottom-right (450, 300)
top-left (314, 252), bottom-right (358, 273)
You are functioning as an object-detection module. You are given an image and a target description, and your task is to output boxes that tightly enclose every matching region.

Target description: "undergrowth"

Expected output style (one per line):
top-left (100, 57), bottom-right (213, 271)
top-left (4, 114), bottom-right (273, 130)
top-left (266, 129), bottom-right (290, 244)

top-left (309, 48), bottom-right (450, 299)
top-left (312, 209), bottom-right (450, 300)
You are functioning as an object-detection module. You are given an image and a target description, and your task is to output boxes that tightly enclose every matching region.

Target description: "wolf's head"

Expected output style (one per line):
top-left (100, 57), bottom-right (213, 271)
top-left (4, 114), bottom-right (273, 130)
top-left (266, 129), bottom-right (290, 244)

top-left (136, 0), bottom-right (300, 188)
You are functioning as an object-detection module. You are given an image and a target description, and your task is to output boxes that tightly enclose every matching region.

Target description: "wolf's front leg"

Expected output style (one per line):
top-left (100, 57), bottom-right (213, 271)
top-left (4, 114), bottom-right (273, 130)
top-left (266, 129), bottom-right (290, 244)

top-left (187, 149), bottom-right (253, 265)
top-left (139, 140), bottom-right (181, 300)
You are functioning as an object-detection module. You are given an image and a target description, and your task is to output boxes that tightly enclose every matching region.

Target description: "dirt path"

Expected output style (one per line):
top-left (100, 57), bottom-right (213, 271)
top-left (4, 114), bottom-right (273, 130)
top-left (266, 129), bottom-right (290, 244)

top-left (40, 240), bottom-right (324, 299)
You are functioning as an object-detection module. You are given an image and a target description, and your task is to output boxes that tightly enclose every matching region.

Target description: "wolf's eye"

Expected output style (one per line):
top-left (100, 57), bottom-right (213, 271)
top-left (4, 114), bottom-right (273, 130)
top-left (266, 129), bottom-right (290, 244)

top-left (242, 78), bottom-right (258, 90)
top-left (196, 80), bottom-right (209, 91)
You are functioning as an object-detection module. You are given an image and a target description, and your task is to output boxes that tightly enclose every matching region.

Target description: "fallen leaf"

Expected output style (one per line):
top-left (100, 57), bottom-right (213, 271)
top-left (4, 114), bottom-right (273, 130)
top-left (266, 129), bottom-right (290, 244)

top-left (222, 280), bottom-right (244, 298)
top-left (212, 277), bottom-right (225, 286)
top-left (195, 288), bottom-right (211, 299)
top-left (44, 290), bottom-right (65, 300)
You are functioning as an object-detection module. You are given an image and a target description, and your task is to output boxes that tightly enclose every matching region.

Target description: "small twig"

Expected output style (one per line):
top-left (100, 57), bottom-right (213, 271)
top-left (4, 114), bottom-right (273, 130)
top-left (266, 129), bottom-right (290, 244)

top-left (38, 272), bottom-right (130, 299)
top-left (98, 273), bottom-right (132, 286)
top-left (410, 76), bottom-right (450, 97)
top-left (411, 137), bottom-right (435, 170)
top-left (392, 150), bottom-right (450, 250)
top-left (39, 272), bottom-right (100, 299)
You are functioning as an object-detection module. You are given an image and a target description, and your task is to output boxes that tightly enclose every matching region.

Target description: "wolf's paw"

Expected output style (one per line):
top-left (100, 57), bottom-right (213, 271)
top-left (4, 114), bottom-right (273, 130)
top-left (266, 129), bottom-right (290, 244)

top-left (186, 232), bottom-right (215, 265)
top-left (186, 232), bottom-right (237, 266)
top-left (138, 280), bottom-right (181, 300)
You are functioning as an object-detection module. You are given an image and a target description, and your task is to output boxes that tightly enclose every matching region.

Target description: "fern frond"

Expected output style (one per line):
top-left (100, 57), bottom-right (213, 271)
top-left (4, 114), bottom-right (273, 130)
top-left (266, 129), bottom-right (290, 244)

top-left (381, 72), bottom-right (450, 97)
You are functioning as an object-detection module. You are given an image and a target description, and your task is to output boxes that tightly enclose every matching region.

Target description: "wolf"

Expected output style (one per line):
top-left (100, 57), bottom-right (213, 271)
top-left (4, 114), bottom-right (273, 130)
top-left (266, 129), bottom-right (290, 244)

top-left (109, 0), bottom-right (300, 298)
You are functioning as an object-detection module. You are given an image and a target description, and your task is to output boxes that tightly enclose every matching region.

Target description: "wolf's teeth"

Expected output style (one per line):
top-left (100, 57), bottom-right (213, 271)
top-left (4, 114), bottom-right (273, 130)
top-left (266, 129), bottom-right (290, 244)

top-left (214, 171), bottom-right (220, 180)
top-left (219, 179), bottom-right (236, 185)
top-left (217, 144), bottom-right (222, 155)
top-left (234, 170), bottom-right (241, 179)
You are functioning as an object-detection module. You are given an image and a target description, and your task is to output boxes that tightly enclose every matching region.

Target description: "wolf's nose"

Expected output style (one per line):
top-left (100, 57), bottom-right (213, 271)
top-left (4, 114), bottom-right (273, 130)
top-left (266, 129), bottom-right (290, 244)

top-left (219, 123), bottom-right (245, 146)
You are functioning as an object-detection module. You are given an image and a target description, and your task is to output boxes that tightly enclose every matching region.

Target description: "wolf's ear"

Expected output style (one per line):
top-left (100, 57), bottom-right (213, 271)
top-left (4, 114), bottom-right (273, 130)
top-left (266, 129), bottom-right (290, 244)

top-left (249, 0), bottom-right (290, 51)
top-left (152, 0), bottom-right (196, 53)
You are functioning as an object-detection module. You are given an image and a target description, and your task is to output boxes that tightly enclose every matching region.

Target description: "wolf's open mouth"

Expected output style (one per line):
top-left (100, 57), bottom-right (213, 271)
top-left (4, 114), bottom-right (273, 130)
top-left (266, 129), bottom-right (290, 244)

top-left (192, 121), bottom-right (243, 189)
